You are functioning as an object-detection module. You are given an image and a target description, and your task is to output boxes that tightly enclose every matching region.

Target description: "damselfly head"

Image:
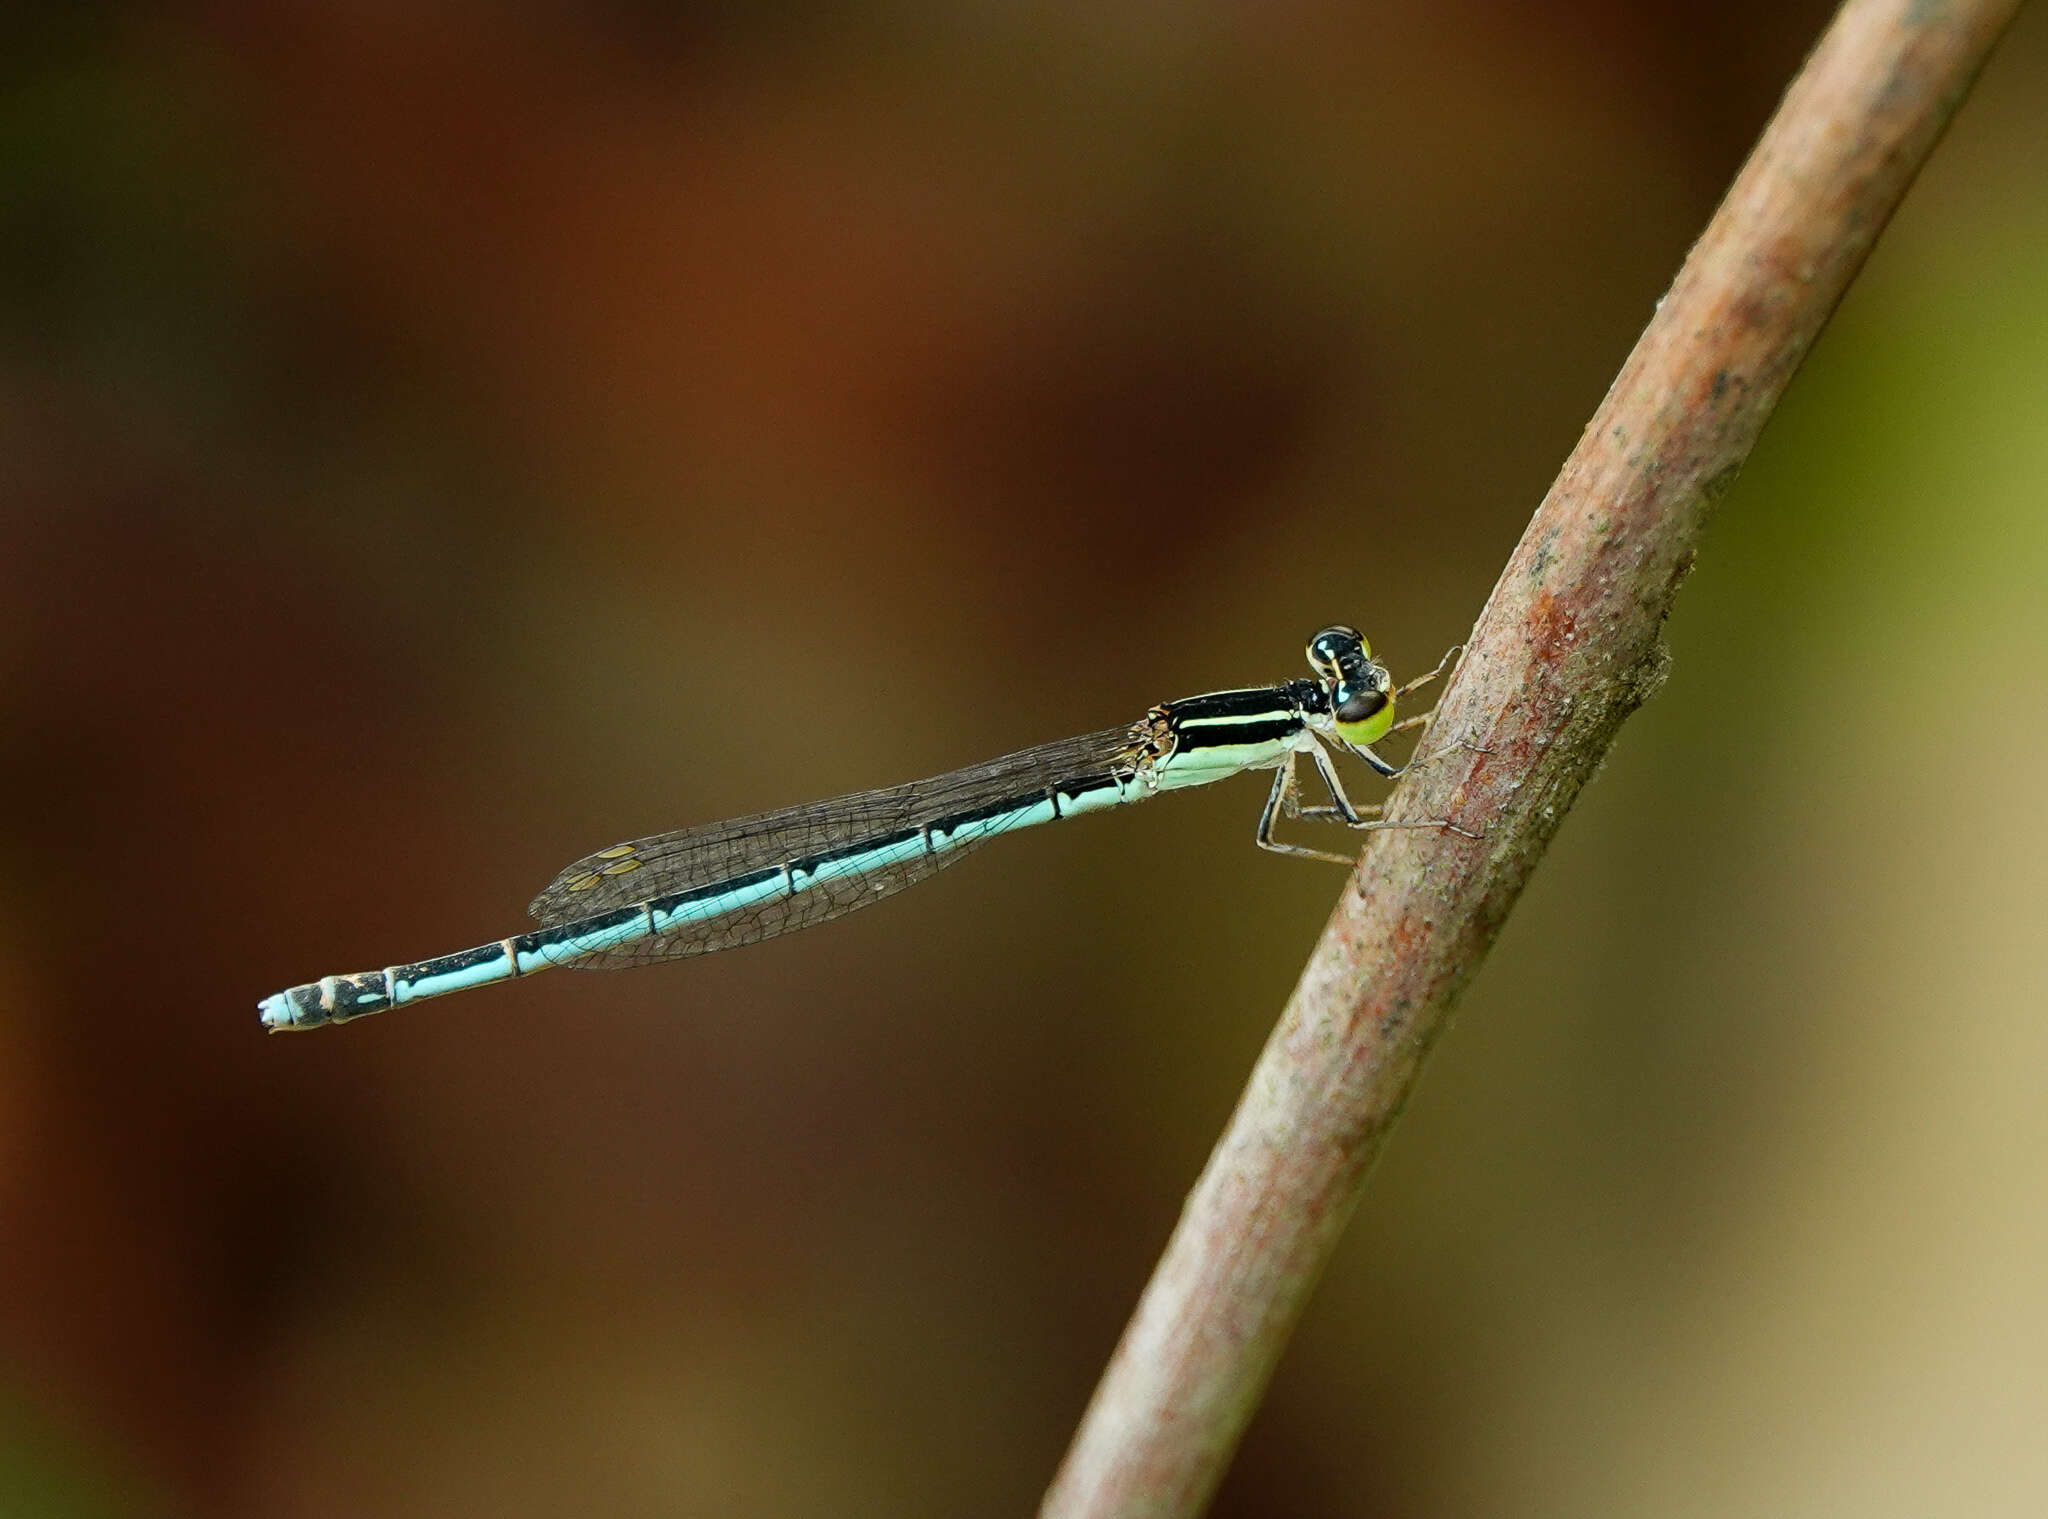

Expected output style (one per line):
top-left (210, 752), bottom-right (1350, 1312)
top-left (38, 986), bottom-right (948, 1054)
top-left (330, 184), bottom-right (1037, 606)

top-left (1308, 626), bottom-right (1397, 745)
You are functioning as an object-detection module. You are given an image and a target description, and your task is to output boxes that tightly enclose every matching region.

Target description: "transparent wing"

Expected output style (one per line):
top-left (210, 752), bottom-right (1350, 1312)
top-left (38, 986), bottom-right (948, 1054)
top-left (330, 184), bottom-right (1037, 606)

top-left (527, 722), bottom-right (1153, 967)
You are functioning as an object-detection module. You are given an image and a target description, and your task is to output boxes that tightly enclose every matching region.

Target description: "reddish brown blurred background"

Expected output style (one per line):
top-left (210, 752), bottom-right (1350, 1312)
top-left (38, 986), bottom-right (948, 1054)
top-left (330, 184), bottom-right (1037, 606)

top-left (5, 4), bottom-right (2046, 1515)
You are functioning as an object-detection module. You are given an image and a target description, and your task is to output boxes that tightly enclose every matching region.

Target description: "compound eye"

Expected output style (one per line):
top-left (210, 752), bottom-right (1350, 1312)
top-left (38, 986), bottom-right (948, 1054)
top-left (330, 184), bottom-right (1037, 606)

top-left (1306, 624), bottom-right (1368, 677)
top-left (1333, 680), bottom-right (1388, 725)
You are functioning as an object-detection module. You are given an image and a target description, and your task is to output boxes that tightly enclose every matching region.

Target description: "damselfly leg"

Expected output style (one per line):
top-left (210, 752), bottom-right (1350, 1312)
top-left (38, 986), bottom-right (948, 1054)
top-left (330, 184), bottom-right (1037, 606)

top-left (1255, 758), bottom-right (1362, 865)
top-left (1255, 742), bottom-right (1478, 865)
top-left (1396, 643), bottom-right (1462, 703)
top-left (1383, 645), bottom-right (1494, 777)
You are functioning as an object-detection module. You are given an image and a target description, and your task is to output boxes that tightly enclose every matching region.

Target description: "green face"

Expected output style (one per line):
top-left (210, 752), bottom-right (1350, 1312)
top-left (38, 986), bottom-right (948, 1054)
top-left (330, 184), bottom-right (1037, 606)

top-left (1333, 686), bottom-right (1396, 746)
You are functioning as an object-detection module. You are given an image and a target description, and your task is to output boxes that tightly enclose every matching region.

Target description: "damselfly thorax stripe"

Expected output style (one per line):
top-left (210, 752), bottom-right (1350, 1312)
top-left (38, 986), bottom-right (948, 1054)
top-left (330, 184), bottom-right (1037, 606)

top-left (259, 627), bottom-right (1464, 1030)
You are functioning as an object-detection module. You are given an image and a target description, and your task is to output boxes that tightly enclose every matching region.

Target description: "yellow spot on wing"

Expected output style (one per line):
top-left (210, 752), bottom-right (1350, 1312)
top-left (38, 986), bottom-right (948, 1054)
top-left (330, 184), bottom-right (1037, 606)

top-left (596, 845), bottom-right (636, 859)
top-left (600, 858), bottom-right (642, 876)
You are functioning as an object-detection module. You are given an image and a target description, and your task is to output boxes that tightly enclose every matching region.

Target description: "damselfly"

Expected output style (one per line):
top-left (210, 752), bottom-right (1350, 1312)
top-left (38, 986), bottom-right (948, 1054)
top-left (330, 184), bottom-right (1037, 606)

top-left (260, 626), bottom-right (1462, 1030)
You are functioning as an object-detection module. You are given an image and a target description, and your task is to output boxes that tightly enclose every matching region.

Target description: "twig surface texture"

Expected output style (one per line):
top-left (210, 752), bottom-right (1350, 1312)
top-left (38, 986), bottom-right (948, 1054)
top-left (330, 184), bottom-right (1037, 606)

top-left (1041, 2), bottom-right (2022, 1515)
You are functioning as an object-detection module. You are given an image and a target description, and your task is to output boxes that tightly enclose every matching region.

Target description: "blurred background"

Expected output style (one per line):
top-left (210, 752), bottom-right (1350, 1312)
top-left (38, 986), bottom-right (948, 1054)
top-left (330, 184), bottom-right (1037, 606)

top-left (5, 2), bottom-right (2045, 1515)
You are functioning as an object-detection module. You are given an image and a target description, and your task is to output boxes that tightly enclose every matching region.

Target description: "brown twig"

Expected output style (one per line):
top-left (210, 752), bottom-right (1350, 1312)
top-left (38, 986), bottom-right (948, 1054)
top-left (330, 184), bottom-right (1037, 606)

top-left (1039, 2), bottom-right (2024, 1514)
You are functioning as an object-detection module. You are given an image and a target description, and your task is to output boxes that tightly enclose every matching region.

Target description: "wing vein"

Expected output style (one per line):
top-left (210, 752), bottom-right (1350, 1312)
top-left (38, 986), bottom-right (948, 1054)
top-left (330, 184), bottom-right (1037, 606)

top-left (526, 721), bottom-right (1154, 967)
